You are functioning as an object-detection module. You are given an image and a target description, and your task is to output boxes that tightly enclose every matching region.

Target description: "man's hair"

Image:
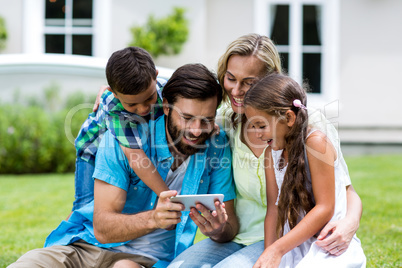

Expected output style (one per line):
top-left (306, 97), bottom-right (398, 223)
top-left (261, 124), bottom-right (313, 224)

top-left (106, 47), bottom-right (157, 95)
top-left (162, 63), bottom-right (222, 108)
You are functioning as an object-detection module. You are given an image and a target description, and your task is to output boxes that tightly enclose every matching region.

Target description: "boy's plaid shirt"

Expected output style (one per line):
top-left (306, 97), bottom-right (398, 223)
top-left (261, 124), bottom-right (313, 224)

top-left (75, 78), bottom-right (166, 165)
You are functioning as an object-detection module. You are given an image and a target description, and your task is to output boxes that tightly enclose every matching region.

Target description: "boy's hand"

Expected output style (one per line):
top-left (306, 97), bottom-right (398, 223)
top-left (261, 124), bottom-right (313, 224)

top-left (93, 85), bottom-right (110, 112)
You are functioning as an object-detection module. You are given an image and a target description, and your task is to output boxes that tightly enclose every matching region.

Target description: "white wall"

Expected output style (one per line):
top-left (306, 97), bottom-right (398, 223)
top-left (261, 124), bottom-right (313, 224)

top-left (339, 0), bottom-right (402, 128)
top-left (0, 0), bottom-right (23, 54)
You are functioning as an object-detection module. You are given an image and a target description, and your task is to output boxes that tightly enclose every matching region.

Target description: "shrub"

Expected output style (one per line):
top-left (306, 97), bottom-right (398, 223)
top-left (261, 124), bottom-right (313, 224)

top-left (129, 7), bottom-right (189, 58)
top-left (0, 16), bottom-right (7, 51)
top-left (0, 88), bottom-right (94, 174)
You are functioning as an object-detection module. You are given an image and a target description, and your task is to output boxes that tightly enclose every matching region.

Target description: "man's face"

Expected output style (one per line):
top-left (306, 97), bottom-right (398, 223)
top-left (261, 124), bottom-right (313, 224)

top-left (164, 97), bottom-right (217, 155)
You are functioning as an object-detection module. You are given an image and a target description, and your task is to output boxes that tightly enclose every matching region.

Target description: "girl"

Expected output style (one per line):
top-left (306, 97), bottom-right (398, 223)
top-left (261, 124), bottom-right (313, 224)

top-left (244, 73), bottom-right (366, 267)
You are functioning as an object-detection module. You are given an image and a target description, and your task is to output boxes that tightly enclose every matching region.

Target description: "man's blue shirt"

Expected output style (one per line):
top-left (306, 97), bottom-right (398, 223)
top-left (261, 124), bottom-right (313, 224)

top-left (45, 115), bottom-right (235, 267)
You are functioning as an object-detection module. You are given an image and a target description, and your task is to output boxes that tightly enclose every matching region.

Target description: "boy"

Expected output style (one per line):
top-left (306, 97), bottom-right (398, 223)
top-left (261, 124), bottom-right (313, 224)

top-left (73, 46), bottom-right (169, 211)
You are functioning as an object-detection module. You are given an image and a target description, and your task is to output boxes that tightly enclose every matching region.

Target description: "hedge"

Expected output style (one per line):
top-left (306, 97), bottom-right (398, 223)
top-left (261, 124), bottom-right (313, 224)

top-left (0, 89), bottom-right (94, 174)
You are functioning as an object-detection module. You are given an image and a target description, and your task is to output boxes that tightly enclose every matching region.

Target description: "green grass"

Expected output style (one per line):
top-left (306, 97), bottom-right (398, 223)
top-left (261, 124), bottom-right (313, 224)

top-left (1, 155), bottom-right (401, 267)
top-left (0, 174), bottom-right (74, 266)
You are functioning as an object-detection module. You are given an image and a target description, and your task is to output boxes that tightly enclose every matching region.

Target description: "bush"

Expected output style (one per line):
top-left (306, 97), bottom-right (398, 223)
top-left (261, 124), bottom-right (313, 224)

top-left (129, 7), bottom-right (189, 58)
top-left (0, 88), bottom-right (94, 174)
top-left (0, 16), bottom-right (7, 51)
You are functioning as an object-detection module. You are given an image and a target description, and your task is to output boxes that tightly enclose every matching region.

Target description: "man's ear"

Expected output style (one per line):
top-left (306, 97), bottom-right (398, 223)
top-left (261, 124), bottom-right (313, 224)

top-left (155, 69), bottom-right (159, 78)
top-left (285, 110), bottom-right (296, 127)
top-left (163, 98), bottom-right (170, 116)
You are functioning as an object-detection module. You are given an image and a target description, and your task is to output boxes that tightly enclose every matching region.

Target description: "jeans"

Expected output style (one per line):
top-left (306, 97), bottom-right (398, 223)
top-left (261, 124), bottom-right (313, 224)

top-left (167, 238), bottom-right (264, 268)
top-left (72, 158), bottom-right (95, 211)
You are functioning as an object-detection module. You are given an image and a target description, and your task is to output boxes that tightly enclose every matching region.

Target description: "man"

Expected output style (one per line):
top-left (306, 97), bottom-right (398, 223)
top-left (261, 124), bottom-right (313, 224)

top-left (9, 64), bottom-right (238, 268)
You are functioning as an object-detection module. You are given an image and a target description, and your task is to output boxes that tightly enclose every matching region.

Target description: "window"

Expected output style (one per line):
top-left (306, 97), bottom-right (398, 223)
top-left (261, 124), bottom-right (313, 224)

top-left (44, 0), bottom-right (93, 55)
top-left (254, 0), bottom-right (339, 103)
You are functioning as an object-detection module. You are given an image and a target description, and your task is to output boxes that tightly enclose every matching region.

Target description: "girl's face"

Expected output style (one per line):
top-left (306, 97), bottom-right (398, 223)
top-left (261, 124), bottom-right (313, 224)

top-left (245, 106), bottom-right (291, 151)
top-left (223, 55), bottom-right (265, 114)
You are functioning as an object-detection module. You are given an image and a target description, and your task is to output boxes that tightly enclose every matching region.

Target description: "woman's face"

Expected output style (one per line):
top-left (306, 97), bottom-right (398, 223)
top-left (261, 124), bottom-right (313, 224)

top-left (223, 55), bottom-right (265, 114)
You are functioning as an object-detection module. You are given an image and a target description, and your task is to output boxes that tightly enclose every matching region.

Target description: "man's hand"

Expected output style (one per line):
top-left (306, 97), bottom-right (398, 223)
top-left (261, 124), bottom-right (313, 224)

top-left (189, 200), bottom-right (228, 240)
top-left (152, 190), bottom-right (184, 230)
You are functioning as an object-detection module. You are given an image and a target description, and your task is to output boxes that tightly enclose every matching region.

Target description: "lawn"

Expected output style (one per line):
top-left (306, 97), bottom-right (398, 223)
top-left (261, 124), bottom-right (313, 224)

top-left (1, 154), bottom-right (401, 267)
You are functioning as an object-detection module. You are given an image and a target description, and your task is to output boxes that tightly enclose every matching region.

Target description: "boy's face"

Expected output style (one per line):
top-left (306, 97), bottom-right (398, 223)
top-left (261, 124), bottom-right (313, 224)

top-left (112, 79), bottom-right (158, 116)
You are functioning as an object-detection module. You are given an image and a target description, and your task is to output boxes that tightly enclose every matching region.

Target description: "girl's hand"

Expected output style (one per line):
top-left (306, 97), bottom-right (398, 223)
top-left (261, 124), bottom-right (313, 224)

top-left (92, 85), bottom-right (110, 112)
top-left (315, 217), bottom-right (358, 256)
top-left (253, 246), bottom-right (282, 268)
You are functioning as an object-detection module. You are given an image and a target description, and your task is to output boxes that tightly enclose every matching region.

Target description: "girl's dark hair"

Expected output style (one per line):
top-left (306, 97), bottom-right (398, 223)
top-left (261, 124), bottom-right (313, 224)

top-left (244, 73), bottom-right (315, 237)
top-left (106, 46), bottom-right (157, 95)
top-left (162, 63), bottom-right (222, 108)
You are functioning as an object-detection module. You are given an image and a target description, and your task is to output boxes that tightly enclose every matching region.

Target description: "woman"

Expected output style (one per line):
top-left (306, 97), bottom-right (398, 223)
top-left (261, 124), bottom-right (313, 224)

top-left (167, 33), bottom-right (362, 267)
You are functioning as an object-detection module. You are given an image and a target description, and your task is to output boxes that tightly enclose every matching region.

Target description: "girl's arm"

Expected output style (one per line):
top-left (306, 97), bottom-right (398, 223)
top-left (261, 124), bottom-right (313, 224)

top-left (316, 185), bottom-right (362, 255)
top-left (254, 133), bottom-right (337, 268)
top-left (264, 149), bottom-right (279, 248)
top-left (120, 145), bottom-right (169, 196)
top-left (253, 149), bottom-right (280, 268)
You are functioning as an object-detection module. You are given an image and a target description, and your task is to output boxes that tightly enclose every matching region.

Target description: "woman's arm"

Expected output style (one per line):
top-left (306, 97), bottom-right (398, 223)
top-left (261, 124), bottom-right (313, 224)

top-left (316, 185), bottom-right (362, 255)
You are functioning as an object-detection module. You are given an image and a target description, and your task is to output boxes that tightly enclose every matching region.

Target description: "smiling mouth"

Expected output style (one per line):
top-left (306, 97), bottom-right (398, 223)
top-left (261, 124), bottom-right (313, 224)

top-left (232, 96), bottom-right (244, 107)
top-left (184, 135), bottom-right (199, 144)
top-left (138, 110), bottom-right (151, 116)
top-left (266, 139), bottom-right (273, 145)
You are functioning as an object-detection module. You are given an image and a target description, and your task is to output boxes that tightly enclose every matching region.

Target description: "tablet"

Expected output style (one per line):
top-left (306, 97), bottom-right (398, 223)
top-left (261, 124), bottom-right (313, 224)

top-left (170, 194), bottom-right (224, 211)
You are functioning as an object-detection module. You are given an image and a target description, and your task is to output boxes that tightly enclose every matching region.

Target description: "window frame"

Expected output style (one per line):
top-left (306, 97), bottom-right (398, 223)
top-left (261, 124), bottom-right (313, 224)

top-left (22, 0), bottom-right (111, 57)
top-left (254, 0), bottom-right (340, 106)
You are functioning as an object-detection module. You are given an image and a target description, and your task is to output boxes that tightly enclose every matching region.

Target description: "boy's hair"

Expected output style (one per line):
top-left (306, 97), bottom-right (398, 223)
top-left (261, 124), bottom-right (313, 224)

top-left (106, 47), bottom-right (157, 95)
top-left (162, 63), bottom-right (222, 108)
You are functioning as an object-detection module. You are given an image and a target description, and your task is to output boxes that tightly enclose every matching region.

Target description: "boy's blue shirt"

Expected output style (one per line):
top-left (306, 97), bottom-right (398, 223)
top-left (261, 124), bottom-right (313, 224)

top-left (45, 115), bottom-right (236, 267)
top-left (75, 78), bottom-right (166, 165)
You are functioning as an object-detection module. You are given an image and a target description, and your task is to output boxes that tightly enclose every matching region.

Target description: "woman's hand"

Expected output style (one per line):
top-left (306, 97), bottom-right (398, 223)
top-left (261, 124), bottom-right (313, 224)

top-left (315, 216), bottom-right (358, 256)
top-left (253, 246), bottom-right (282, 268)
top-left (92, 85), bottom-right (110, 112)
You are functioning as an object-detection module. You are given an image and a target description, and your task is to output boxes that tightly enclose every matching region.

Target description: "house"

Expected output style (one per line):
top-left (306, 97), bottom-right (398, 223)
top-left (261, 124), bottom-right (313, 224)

top-left (1, 0), bottom-right (401, 148)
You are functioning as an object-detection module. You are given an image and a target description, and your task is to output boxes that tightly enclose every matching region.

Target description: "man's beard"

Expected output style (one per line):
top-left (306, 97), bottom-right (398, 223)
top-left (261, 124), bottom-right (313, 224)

top-left (167, 110), bottom-right (212, 155)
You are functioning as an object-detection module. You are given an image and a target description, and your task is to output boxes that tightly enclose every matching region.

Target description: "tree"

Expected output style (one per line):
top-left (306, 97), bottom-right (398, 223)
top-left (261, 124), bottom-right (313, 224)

top-left (129, 7), bottom-right (189, 58)
top-left (0, 16), bottom-right (7, 51)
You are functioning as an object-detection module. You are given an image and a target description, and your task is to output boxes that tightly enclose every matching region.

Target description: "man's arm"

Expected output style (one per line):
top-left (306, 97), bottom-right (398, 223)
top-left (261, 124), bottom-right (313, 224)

top-left (93, 179), bottom-right (183, 244)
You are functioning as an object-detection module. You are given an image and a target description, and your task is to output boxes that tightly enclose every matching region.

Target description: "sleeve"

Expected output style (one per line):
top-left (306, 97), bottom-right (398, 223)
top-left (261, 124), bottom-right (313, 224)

top-left (92, 130), bottom-right (132, 191)
top-left (105, 112), bottom-right (143, 150)
top-left (207, 131), bottom-right (236, 202)
top-left (308, 108), bottom-right (351, 186)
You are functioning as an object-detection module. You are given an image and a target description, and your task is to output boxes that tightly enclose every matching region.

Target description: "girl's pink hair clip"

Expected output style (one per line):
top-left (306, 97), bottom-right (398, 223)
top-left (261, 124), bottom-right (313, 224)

top-left (293, 99), bottom-right (307, 110)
